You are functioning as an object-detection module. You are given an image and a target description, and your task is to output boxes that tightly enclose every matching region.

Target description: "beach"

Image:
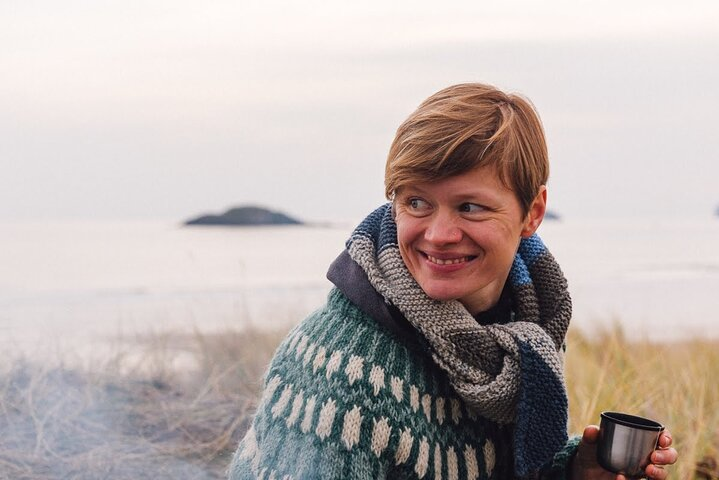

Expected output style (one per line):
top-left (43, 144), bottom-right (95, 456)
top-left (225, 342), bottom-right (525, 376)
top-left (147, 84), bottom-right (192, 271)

top-left (1, 218), bottom-right (718, 478)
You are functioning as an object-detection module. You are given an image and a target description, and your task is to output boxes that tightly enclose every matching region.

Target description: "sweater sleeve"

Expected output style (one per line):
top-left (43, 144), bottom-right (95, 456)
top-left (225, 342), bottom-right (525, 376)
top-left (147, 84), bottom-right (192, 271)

top-left (539, 435), bottom-right (581, 480)
top-left (227, 329), bottom-right (389, 480)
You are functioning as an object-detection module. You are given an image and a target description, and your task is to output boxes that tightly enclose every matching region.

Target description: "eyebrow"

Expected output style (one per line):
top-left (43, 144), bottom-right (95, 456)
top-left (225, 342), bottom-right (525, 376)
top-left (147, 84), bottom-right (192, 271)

top-left (400, 185), bottom-right (501, 204)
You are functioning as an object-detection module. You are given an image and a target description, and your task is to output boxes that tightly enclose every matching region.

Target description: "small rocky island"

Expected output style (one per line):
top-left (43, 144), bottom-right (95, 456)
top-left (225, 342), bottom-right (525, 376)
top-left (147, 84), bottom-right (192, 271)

top-left (544, 210), bottom-right (561, 221)
top-left (185, 205), bottom-right (302, 226)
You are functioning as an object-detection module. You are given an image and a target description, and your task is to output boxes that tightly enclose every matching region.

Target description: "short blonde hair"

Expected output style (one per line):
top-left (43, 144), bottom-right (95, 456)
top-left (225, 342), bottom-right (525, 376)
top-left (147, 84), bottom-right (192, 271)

top-left (385, 83), bottom-right (549, 215)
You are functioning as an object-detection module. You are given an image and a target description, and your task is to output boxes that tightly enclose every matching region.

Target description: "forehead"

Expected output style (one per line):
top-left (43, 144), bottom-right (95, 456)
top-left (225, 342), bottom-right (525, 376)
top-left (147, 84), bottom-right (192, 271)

top-left (396, 160), bottom-right (514, 191)
top-left (396, 166), bottom-right (517, 202)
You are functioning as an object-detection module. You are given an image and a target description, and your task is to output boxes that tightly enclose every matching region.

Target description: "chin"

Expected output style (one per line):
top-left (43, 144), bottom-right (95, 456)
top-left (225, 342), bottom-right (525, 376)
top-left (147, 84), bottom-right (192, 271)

top-left (418, 283), bottom-right (462, 302)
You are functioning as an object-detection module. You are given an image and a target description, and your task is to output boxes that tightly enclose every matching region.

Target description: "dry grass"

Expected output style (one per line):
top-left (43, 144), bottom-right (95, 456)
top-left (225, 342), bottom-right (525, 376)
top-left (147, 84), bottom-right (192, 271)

top-left (0, 327), bottom-right (287, 480)
top-left (0, 324), bottom-right (716, 479)
top-left (565, 326), bottom-right (719, 479)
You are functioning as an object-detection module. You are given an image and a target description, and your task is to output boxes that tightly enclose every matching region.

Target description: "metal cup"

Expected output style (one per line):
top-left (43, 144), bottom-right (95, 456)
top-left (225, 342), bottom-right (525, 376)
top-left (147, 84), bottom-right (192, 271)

top-left (597, 411), bottom-right (664, 478)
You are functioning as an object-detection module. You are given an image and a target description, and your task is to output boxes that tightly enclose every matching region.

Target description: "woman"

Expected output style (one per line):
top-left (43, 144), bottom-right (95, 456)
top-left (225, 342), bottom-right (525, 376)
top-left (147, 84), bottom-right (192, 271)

top-left (228, 83), bottom-right (677, 479)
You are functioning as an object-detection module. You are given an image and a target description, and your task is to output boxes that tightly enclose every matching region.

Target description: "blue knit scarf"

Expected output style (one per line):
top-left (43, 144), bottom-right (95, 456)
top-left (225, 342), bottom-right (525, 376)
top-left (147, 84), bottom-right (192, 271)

top-left (346, 204), bottom-right (572, 478)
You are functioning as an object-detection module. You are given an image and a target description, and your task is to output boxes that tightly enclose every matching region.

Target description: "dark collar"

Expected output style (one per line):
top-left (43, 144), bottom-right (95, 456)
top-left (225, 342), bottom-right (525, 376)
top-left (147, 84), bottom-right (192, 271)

top-left (473, 282), bottom-right (513, 325)
top-left (327, 249), bottom-right (514, 347)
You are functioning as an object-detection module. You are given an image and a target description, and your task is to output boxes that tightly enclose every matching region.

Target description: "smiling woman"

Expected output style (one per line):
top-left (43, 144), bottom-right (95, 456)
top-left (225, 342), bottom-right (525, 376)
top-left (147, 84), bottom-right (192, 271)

top-left (227, 83), bottom-right (677, 480)
top-left (393, 166), bottom-right (546, 314)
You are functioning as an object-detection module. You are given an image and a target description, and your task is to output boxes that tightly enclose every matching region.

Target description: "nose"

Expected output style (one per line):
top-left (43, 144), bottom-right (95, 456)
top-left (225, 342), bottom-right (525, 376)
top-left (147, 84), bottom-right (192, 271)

top-left (424, 212), bottom-right (462, 245)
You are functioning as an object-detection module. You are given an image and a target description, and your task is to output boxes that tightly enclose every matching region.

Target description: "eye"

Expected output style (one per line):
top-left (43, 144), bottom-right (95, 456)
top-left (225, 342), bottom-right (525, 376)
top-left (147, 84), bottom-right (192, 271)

top-left (459, 203), bottom-right (486, 214)
top-left (404, 197), bottom-right (432, 216)
top-left (409, 198), bottom-right (429, 210)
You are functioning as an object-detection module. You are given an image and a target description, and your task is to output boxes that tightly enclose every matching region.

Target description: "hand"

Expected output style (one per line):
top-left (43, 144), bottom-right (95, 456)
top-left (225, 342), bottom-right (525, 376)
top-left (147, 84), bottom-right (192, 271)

top-left (571, 425), bottom-right (678, 479)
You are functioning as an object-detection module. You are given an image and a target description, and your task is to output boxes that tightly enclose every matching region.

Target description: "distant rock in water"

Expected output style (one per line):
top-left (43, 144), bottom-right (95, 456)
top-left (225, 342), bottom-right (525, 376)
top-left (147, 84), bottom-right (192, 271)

top-left (544, 210), bottom-right (561, 221)
top-left (185, 205), bottom-right (302, 226)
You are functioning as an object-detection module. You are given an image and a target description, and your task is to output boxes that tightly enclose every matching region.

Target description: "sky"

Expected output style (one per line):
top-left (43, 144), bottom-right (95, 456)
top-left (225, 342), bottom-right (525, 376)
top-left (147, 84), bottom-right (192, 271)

top-left (2, 0), bottom-right (718, 222)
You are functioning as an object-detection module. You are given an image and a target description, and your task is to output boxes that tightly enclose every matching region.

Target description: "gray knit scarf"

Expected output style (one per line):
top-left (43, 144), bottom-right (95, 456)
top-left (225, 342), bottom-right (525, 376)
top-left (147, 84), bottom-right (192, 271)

top-left (346, 204), bottom-right (572, 477)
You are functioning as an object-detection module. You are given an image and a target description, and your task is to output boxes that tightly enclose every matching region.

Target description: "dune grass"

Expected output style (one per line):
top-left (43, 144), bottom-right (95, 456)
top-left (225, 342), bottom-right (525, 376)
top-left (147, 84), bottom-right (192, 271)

top-left (0, 324), bottom-right (716, 479)
top-left (565, 327), bottom-right (719, 479)
top-left (0, 328), bottom-right (286, 480)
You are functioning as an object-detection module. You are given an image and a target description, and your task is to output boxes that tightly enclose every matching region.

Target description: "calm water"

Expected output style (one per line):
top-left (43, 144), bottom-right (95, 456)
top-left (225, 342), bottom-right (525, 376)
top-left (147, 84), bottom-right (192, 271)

top-left (1, 217), bottom-right (718, 359)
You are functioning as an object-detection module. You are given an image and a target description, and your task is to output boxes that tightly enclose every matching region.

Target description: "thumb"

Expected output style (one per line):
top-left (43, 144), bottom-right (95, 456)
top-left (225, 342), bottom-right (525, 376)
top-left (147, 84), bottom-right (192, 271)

top-left (575, 425), bottom-right (600, 465)
top-left (581, 425), bottom-right (600, 445)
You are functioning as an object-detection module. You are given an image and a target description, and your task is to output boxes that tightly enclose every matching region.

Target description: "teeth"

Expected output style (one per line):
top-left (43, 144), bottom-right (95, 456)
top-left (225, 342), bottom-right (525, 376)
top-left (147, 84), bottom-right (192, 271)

top-left (427, 254), bottom-right (469, 265)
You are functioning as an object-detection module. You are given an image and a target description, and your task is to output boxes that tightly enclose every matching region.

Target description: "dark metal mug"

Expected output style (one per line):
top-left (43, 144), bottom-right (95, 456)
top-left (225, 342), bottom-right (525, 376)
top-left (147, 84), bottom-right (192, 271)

top-left (597, 411), bottom-right (664, 478)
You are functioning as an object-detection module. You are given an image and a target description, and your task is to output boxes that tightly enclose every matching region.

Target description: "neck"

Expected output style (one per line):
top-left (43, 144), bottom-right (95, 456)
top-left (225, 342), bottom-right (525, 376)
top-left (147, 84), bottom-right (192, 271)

top-left (460, 278), bottom-right (507, 316)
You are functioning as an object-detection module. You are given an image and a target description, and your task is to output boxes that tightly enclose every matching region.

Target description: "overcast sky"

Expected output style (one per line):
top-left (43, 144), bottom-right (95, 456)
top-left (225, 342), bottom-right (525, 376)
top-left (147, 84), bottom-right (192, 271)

top-left (2, 0), bottom-right (718, 222)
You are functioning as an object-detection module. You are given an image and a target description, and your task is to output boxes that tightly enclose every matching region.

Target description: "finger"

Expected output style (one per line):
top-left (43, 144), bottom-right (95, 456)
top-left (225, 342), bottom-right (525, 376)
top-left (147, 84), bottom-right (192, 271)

top-left (652, 447), bottom-right (678, 465)
top-left (658, 431), bottom-right (673, 448)
top-left (582, 424), bottom-right (600, 444)
top-left (647, 464), bottom-right (667, 480)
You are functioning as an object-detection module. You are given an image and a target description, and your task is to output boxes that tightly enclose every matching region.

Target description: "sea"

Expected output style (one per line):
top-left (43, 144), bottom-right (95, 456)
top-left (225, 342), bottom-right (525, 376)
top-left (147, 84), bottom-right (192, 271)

top-left (2, 217), bottom-right (718, 361)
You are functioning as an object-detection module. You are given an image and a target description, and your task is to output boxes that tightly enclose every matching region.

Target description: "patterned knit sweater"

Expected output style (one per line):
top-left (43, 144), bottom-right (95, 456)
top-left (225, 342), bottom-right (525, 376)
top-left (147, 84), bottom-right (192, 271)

top-left (227, 288), bottom-right (579, 479)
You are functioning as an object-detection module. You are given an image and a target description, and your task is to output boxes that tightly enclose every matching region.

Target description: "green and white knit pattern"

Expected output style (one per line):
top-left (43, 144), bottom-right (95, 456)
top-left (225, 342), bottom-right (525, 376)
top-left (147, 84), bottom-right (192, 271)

top-left (229, 289), bottom-right (514, 480)
top-left (345, 204), bottom-right (571, 476)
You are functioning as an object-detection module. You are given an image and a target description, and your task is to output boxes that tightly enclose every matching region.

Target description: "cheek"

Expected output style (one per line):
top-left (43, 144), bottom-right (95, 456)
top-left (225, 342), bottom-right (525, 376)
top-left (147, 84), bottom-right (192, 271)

top-left (489, 219), bottom-right (522, 241)
top-left (396, 230), bottom-right (416, 273)
top-left (469, 223), bottom-right (521, 257)
top-left (395, 215), bottom-right (422, 246)
top-left (467, 223), bottom-right (503, 247)
top-left (396, 220), bottom-right (425, 271)
top-left (488, 228), bottom-right (523, 263)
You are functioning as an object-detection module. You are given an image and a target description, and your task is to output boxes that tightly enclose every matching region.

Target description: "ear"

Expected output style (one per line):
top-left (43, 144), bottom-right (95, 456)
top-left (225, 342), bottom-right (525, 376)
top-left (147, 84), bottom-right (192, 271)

top-left (521, 185), bottom-right (547, 238)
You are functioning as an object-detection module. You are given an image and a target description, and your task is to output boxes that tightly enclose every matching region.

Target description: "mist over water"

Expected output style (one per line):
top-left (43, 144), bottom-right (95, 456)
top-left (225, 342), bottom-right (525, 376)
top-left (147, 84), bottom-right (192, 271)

top-left (2, 218), bottom-right (718, 361)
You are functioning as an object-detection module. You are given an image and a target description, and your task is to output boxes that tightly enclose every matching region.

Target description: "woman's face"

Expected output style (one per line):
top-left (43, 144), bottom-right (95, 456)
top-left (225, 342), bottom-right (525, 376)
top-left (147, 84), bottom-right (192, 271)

top-left (393, 165), bottom-right (546, 315)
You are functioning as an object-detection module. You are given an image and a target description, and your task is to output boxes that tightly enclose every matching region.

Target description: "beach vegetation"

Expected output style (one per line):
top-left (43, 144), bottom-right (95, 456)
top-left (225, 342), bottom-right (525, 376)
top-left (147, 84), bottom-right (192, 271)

top-left (0, 324), bottom-right (715, 479)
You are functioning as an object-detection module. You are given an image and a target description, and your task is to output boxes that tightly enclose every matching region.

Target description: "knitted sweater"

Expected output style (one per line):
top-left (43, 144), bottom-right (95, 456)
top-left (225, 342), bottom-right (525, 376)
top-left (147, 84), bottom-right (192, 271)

top-left (227, 288), bottom-right (579, 479)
